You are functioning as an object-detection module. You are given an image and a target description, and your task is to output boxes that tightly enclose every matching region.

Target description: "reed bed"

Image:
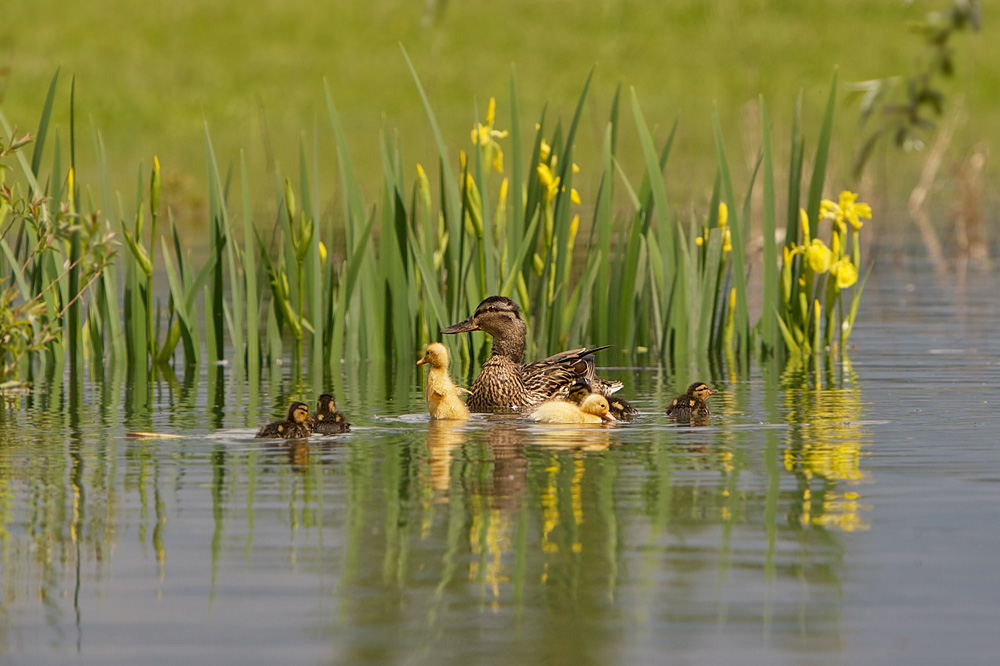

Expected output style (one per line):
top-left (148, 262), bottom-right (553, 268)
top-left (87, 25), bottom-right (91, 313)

top-left (0, 65), bottom-right (872, 387)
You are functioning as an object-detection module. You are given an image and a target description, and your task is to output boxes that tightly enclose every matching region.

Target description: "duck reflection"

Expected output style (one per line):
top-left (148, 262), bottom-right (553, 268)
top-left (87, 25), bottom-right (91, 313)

top-left (426, 419), bottom-right (466, 494)
top-left (528, 425), bottom-right (612, 452)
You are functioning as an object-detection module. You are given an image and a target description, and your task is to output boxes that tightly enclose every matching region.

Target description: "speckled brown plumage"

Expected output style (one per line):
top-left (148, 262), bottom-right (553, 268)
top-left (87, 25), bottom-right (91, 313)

top-left (313, 393), bottom-right (351, 434)
top-left (256, 401), bottom-right (312, 439)
top-left (441, 296), bottom-right (622, 414)
top-left (665, 382), bottom-right (718, 421)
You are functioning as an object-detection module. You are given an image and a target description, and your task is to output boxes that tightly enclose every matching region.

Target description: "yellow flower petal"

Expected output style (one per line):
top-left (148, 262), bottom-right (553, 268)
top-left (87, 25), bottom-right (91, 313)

top-left (831, 258), bottom-right (858, 289)
top-left (805, 238), bottom-right (832, 274)
top-left (486, 97), bottom-right (496, 127)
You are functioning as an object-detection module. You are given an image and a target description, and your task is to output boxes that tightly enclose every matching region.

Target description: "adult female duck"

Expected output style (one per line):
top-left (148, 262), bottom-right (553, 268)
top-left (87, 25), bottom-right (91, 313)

top-left (442, 296), bottom-right (621, 413)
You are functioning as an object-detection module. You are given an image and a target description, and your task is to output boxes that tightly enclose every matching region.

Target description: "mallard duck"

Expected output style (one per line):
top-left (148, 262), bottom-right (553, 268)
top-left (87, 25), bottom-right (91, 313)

top-left (566, 378), bottom-right (640, 422)
top-left (530, 393), bottom-right (616, 424)
top-left (417, 342), bottom-right (470, 420)
top-left (313, 393), bottom-right (351, 434)
top-left (256, 401), bottom-right (312, 439)
top-left (441, 296), bottom-right (622, 414)
top-left (665, 382), bottom-right (718, 421)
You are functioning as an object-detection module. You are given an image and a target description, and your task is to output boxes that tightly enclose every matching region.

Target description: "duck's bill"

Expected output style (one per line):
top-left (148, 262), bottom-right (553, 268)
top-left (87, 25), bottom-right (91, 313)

top-left (602, 412), bottom-right (617, 422)
top-left (441, 318), bottom-right (479, 334)
top-left (416, 357), bottom-right (428, 366)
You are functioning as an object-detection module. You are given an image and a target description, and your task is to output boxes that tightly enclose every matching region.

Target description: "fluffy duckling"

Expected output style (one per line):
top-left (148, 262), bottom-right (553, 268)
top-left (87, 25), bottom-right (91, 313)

top-left (529, 393), bottom-right (616, 424)
top-left (567, 378), bottom-right (639, 422)
top-left (417, 342), bottom-right (470, 420)
top-left (256, 401), bottom-right (312, 439)
top-left (665, 382), bottom-right (718, 421)
top-left (313, 393), bottom-right (351, 434)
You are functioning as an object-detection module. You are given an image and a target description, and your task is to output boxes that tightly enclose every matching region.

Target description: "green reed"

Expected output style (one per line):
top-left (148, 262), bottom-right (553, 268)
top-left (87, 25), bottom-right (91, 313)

top-left (1, 65), bottom-right (870, 388)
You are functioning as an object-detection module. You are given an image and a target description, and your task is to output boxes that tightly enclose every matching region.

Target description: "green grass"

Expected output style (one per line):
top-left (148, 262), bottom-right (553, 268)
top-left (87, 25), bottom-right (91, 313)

top-left (2, 0), bottom-right (995, 235)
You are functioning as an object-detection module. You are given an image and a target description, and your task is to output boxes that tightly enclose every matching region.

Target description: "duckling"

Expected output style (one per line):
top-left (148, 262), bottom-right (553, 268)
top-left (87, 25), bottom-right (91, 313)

top-left (417, 342), bottom-right (470, 420)
top-left (441, 296), bottom-right (622, 413)
top-left (566, 378), bottom-right (639, 422)
top-left (665, 382), bottom-right (718, 421)
top-left (529, 393), bottom-right (616, 424)
top-left (313, 393), bottom-right (351, 434)
top-left (256, 401), bottom-right (312, 439)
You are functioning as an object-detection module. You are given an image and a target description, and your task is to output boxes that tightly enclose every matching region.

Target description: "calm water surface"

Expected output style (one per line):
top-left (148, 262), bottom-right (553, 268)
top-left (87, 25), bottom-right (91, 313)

top-left (2, 265), bottom-right (999, 665)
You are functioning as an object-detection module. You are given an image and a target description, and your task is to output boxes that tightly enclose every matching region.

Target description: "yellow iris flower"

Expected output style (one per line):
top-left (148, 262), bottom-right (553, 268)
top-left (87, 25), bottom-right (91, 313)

top-left (820, 190), bottom-right (872, 232)
top-left (805, 238), bottom-right (832, 274)
top-left (537, 163), bottom-right (561, 202)
top-left (539, 139), bottom-right (551, 163)
top-left (831, 258), bottom-right (858, 289)
top-left (471, 97), bottom-right (509, 173)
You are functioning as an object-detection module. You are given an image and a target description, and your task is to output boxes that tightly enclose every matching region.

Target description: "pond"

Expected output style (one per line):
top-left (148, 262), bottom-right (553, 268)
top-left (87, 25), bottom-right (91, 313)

top-left (2, 263), bottom-right (999, 665)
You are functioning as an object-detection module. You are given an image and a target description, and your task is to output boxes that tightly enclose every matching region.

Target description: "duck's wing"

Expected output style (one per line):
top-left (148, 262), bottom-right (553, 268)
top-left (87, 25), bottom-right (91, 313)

top-left (522, 346), bottom-right (609, 398)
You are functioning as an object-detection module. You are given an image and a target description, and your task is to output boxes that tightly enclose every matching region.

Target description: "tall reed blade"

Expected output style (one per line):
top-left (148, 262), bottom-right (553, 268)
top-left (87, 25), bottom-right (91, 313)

top-left (759, 96), bottom-right (779, 357)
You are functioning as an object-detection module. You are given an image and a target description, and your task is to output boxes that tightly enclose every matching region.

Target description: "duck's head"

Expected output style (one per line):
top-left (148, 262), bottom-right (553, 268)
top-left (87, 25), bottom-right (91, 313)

top-left (287, 401), bottom-right (311, 425)
top-left (417, 342), bottom-right (450, 369)
top-left (581, 393), bottom-right (616, 422)
top-left (316, 393), bottom-right (336, 416)
top-left (566, 378), bottom-right (593, 405)
top-left (441, 296), bottom-right (527, 360)
top-left (686, 382), bottom-right (718, 401)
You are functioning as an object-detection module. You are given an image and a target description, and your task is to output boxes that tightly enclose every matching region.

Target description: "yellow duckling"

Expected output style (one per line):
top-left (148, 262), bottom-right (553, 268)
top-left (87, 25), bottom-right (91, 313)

top-left (529, 393), bottom-right (616, 424)
top-left (417, 342), bottom-right (470, 420)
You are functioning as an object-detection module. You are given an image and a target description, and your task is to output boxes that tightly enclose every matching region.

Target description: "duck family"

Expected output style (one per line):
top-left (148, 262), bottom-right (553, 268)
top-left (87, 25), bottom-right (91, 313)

top-left (255, 296), bottom-right (720, 437)
top-left (441, 296), bottom-right (622, 413)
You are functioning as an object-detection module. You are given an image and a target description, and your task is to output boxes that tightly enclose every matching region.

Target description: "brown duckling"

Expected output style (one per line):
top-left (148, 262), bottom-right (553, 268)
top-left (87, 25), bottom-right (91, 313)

top-left (441, 296), bottom-right (622, 414)
top-left (417, 342), bottom-right (470, 420)
top-left (313, 393), bottom-right (351, 434)
top-left (665, 382), bottom-right (718, 421)
top-left (256, 401), bottom-right (312, 439)
top-left (529, 393), bottom-right (616, 424)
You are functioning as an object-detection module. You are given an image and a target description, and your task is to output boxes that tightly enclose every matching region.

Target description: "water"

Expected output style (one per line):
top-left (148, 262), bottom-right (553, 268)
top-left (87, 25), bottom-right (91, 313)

top-left (2, 265), bottom-right (999, 665)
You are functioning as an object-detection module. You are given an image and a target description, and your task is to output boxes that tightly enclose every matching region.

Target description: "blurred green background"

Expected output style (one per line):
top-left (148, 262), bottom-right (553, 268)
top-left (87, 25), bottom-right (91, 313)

top-left (1, 0), bottom-right (994, 246)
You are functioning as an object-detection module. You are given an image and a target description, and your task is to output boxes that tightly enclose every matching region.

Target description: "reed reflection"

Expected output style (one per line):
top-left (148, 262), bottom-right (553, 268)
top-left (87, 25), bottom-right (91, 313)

top-left (781, 354), bottom-right (870, 532)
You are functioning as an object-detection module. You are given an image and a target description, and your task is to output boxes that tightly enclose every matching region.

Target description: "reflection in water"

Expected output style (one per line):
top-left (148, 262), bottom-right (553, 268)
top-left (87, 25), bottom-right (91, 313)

top-left (0, 353), bottom-right (878, 663)
top-left (426, 419), bottom-right (466, 495)
top-left (781, 354), bottom-right (870, 532)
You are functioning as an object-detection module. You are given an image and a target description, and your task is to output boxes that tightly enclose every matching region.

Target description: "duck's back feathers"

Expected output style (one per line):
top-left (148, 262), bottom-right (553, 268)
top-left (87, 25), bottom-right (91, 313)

top-left (313, 411), bottom-right (351, 434)
top-left (256, 421), bottom-right (310, 438)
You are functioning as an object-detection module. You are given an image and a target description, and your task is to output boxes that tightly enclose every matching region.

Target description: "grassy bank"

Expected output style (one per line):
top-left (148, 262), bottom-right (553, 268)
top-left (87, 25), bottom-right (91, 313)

top-left (2, 0), bottom-right (995, 237)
